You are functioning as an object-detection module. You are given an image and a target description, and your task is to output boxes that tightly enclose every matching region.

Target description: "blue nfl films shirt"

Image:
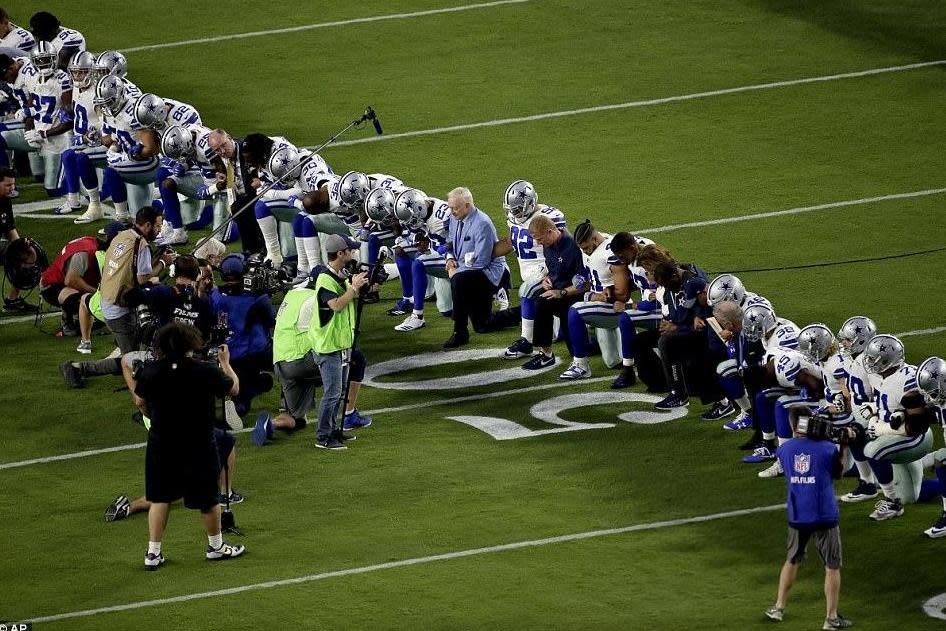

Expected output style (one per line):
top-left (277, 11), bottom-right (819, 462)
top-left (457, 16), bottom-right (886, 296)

top-left (777, 438), bottom-right (840, 528)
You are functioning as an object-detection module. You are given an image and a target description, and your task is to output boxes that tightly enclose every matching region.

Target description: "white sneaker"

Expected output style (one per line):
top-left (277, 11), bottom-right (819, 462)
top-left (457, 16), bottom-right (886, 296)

top-left (154, 221), bottom-right (175, 245)
top-left (73, 201), bottom-right (105, 224)
top-left (156, 227), bottom-right (188, 247)
top-left (395, 314), bottom-right (426, 332)
top-left (869, 497), bottom-right (904, 521)
top-left (106, 347), bottom-right (121, 359)
top-left (558, 361), bottom-right (591, 381)
top-left (224, 399), bottom-right (244, 431)
top-left (55, 200), bottom-right (80, 215)
top-left (758, 460), bottom-right (783, 478)
top-left (76, 340), bottom-right (92, 354)
top-left (114, 210), bottom-right (130, 222)
top-left (494, 287), bottom-right (509, 311)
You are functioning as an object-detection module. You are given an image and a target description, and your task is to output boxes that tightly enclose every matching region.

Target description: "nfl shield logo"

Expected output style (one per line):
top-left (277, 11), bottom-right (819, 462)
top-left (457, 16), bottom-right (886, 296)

top-left (794, 453), bottom-right (811, 474)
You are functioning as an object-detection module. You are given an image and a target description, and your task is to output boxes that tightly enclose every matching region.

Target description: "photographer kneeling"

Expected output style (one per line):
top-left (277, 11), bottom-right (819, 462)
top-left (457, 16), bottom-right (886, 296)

top-left (132, 322), bottom-right (244, 569)
top-left (766, 409), bottom-right (853, 630)
top-left (209, 254), bottom-right (276, 421)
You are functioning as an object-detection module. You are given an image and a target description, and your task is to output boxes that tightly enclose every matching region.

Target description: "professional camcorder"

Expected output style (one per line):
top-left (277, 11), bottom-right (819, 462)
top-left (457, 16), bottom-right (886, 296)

top-left (795, 410), bottom-right (860, 444)
top-left (243, 259), bottom-right (292, 295)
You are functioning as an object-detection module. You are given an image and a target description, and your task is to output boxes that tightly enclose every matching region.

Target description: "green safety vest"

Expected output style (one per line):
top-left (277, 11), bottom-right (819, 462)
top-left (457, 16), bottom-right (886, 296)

top-left (273, 287), bottom-right (316, 364)
top-left (307, 271), bottom-right (355, 355)
top-left (89, 251), bottom-right (107, 322)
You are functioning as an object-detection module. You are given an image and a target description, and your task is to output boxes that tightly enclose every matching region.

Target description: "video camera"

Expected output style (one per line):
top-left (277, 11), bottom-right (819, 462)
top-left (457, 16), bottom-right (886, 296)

top-left (795, 410), bottom-right (860, 444)
top-left (343, 251), bottom-right (389, 303)
top-left (243, 259), bottom-right (292, 295)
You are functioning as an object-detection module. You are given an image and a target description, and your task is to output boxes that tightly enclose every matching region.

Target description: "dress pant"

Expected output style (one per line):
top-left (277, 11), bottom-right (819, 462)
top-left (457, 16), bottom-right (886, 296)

top-left (450, 269), bottom-right (498, 335)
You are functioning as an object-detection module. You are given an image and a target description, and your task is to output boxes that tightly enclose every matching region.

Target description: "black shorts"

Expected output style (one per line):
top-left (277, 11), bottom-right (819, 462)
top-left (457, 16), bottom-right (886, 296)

top-left (145, 434), bottom-right (224, 511)
top-left (40, 284), bottom-right (65, 307)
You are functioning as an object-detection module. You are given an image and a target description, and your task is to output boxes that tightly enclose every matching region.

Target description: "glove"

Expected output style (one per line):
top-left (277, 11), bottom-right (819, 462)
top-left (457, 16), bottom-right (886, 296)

top-left (129, 142), bottom-right (145, 160)
top-left (106, 148), bottom-right (126, 166)
top-left (170, 161), bottom-right (187, 177)
top-left (572, 274), bottom-right (589, 291)
top-left (889, 410), bottom-right (905, 430)
top-left (24, 129), bottom-right (43, 148)
top-left (866, 418), bottom-right (882, 440)
top-left (857, 403), bottom-right (877, 422)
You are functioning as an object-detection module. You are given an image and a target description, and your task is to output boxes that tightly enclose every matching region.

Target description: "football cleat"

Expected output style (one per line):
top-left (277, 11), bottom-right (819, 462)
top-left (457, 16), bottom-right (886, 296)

top-left (105, 495), bottom-right (130, 522)
top-left (839, 480), bottom-right (879, 503)
top-left (611, 366), bottom-right (637, 389)
top-left (73, 201), bottom-right (104, 224)
top-left (55, 201), bottom-right (80, 215)
top-left (387, 297), bottom-right (412, 316)
top-left (868, 497), bottom-right (904, 521)
top-left (395, 314), bottom-right (425, 332)
top-left (494, 287), bottom-right (509, 311)
top-left (742, 445), bottom-right (776, 464)
top-left (558, 362), bottom-right (591, 381)
top-left (503, 337), bottom-right (533, 359)
top-left (723, 411), bottom-right (753, 431)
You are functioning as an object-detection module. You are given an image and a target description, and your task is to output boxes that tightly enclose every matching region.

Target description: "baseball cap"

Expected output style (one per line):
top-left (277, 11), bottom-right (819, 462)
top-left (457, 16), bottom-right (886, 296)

top-left (682, 276), bottom-right (708, 308)
top-left (324, 234), bottom-right (359, 254)
top-left (220, 253), bottom-right (245, 276)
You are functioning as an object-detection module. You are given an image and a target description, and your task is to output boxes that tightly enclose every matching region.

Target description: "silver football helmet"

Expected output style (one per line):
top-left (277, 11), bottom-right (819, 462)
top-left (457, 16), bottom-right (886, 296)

top-left (365, 187), bottom-right (396, 227)
top-left (160, 125), bottom-right (194, 162)
top-left (337, 171), bottom-right (370, 209)
top-left (917, 357), bottom-right (946, 406)
top-left (30, 41), bottom-right (57, 79)
top-left (133, 93), bottom-right (168, 130)
top-left (503, 180), bottom-right (538, 220)
top-left (268, 146), bottom-right (300, 182)
top-left (837, 316), bottom-right (877, 356)
top-left (93, 75), bottom-right (127, 116)
top-left (708, 274), bottom-right (746, 307)
top-left (862, 334), bottom-right (905, 375)
top-left (68, 50), bottom-right (96, 89)
top-left (95, 50), bottom-right (128, 78)
top-left (394, 188), bottom-right (428, 230)
top-left (798, 323), bottom-right (835, 363)
top-left (742, 304), bottom-right (777, 343)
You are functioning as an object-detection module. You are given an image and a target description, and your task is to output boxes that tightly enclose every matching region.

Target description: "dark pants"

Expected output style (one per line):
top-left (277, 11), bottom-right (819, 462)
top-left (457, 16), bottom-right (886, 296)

top-left (658, 328), bottom-right (720, 403)
top-left (231, 350), bottom-right (273, 414)
top-left (450, 269), bottom-right (498, 336)
top-left (632, 328), bottom-right (666, 392)
top-left (534, 294), bottom-right (580, 352)
top-left (232, 196), bottom-right (264, 254)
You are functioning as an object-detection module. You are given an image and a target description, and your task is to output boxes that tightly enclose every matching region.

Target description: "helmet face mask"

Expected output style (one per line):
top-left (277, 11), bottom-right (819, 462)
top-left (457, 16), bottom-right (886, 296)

top-left (708, 274), bottom-right (746, 307)
top-left (798, 323), bottom-right (834, 363)
top-left (503, 180), bottom-right (537, 221)
top-left (94, 75), bottom-right (127, 116)
top-left (68, 50), bottom-right (96, 89)
top-left (742, 304), bottom-right (776, 343)
top-left (337, 171), bottom-right (370, 210)
top-left (837, 316), bottom-right (877, 356)
top-left (394, 189), bottom-right (428, 230)
top-left (133, 93), bottom-right (168, 130)
top-left (160, 125), bottom-right (193, 162)
top-left (268, 147), bottom-right (299, 182)
top-left (95, 50), bottom-right (128, 78)
top-left (862, 334), bottom-right (905, 375)
top-left (364, 187), bottom-right (396, 227)
top-left (917, 357), bottom-right (946, 406)
top-left (30, 42), bottom-right (57, 79)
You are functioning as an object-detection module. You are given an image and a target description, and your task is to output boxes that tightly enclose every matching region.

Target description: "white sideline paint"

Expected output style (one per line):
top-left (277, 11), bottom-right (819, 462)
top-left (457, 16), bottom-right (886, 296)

top-left (326, 60), bottom-right (946, 148)
top-left (120, 0), bottom-right (535, 53)
top-left (28, 502), bottom-right (785, 623)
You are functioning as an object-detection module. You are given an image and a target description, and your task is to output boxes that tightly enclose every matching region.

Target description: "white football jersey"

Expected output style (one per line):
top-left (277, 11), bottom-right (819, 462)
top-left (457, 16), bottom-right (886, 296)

top-left (507, 204), bottom-right (567, 278)
top-left (367, 173), bottom-right (405, 193)
top-left (763, 318), bottom-right (800, 362)
top-left (773, 348), bottom-right (823, 390)
top-left (47, 26), bottom-right (86, 55)
top-left (72, 84), bottom-right (101, 135)
top-left (0, 23), bottom-right (35, 52)
top-left (627, 235), bottom-right (655, 293)
top-left (15, 63), bottom-right (72, 147)
top-left (102, 97), bottom-right (145, 153)
top-left (872, 364), bottom-right (919, 422)
top-left (584, 233), bottom-right (616, 292)
top-left (163, 97), bottom-right (201, 128)
top-left (844, 352), bottom-right (877, 411)
top-left (819, 351), bottom-right (848, 400)
top-left (324, 174), bottom-right (363, 231)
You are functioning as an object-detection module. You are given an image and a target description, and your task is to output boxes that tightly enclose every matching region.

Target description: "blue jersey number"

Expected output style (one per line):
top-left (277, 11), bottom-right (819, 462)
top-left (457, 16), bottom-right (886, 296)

top-left (848, 375), bottom-right (869, 405)
top-left (509, 225), bottom-right (537, 260)
top-left (73, 103), bottom-right (89, 134)
top-left (30, 94), bottom-right (57, 124)
top-left (591, 269), bottom-right (603, 292)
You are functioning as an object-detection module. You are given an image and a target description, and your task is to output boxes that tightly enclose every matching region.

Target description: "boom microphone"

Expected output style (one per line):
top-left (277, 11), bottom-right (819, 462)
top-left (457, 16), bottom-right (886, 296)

top-left (366, 106), bottom-right (383, 135)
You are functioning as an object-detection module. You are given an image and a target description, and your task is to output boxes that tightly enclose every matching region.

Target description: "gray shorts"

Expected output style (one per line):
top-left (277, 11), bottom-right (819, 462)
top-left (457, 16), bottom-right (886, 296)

top-left (787, 525), bottom-right (842, 569)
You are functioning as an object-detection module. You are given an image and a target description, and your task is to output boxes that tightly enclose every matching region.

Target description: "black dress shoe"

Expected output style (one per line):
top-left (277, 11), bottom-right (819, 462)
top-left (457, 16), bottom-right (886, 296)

top-left (443, 332), bottom-right (469, 349)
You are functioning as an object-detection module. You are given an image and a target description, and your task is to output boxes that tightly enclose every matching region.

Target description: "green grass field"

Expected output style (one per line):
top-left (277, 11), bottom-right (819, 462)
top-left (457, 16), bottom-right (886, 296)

top-left (2, 1), bottom-right (946, 628)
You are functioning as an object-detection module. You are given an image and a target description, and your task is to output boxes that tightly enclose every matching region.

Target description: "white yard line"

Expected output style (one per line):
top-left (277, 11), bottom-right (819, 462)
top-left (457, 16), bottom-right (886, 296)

top-left (28, 502), bottom-right (784, 624)
top-left (120, 0), bottom-right (536, 53)
top-left (325, 60), bottom-right (946, 148)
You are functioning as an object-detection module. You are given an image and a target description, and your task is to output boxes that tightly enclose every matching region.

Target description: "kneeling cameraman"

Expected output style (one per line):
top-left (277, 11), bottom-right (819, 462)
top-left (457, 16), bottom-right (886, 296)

top-left (766, 409), bottom-right (853, 630)
top-left (132, 322), bottom-right (244, 569)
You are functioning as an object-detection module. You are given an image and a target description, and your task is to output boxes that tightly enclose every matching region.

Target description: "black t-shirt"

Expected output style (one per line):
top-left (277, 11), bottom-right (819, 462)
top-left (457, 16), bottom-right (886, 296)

top-left (0, 196), bottom-right (14, 235)
top-left (135, 358), bottom-right (233, 457)
top-left (316, 268), bottom-right (345, 327)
